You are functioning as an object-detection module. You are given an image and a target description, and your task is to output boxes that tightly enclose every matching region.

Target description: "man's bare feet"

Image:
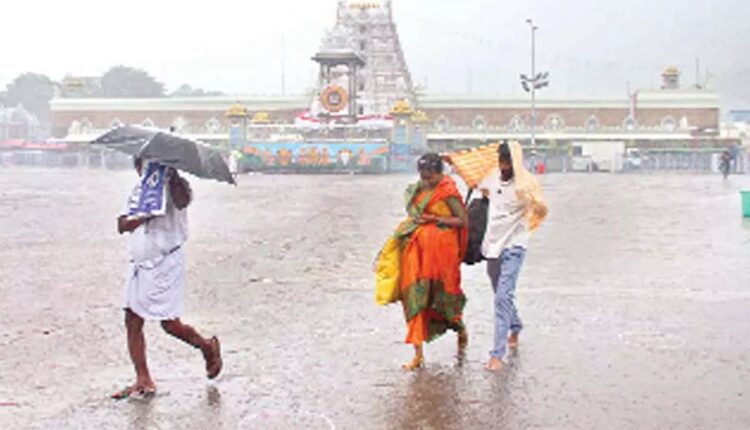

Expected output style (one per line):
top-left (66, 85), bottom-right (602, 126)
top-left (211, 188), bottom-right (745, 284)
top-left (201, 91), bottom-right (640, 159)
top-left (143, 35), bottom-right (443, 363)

top-left (458, 329), bottom-right (469, 350)
top-left (484, 357), bottom-right (504, 371)
top-left (204, 336), bottom-right (223, 379)
top-left (508, 332), bottom-right (520, 349)
top-left (402, 354), bottom-right (424, 371)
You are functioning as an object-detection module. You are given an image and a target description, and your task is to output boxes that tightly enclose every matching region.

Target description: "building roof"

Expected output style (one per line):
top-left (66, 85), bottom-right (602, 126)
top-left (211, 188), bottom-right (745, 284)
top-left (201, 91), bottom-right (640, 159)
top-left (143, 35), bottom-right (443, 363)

top-left (311, 49), bottom-right (365, 66)
top-left (636, 90), bottom-right (720, 109)
top-left (50, 95), bottom-right (311, 112)
top-left (420, 90), bottom-right (719, 110)
top-left (49, 89), bottom-right (720, 114)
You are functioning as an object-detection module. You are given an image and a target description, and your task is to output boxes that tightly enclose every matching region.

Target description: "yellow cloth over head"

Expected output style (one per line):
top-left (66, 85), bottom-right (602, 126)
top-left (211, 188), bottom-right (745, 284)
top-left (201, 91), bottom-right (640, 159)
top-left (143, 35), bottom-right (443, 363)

top-left (445, 141), bottom-right (548, 232)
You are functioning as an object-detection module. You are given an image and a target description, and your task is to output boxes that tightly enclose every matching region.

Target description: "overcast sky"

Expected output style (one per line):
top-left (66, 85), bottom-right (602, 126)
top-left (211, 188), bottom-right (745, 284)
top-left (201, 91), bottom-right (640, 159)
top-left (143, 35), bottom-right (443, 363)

top-left (2, 0), bottom-right (748, 99)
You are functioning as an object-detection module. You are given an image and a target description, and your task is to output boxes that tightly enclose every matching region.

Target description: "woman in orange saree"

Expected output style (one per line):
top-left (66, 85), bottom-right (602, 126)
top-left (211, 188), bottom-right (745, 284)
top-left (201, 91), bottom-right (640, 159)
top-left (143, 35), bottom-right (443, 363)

top-left (395, 153), bottom-right (469, 370)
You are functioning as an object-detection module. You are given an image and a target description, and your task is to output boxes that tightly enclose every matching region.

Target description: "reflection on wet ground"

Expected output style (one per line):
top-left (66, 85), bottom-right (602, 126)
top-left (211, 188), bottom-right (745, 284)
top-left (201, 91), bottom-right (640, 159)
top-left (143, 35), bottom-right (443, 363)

top-left (1, 169), bottom-right (749, 429)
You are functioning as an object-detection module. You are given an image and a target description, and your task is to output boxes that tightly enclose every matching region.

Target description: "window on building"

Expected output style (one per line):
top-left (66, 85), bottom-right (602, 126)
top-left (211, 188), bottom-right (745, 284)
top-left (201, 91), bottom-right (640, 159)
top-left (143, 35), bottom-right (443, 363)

top-left (79, 118), bottom-right (93, 132)
top-left (205, 117), bottom-right (221, 133)
top-left (172, 116), bottom-right (188, 132)
top-left (68, 120), bottom-right (81, 134)
top-left (661, 116), bottom-right (677, 132)
top-left (623, 116), bottom-right (637, 131)
top-left (472, 116), bottom-right (487, 131)
top-left (509, 115), bottom-right (524, 131)
top-left (110, 118), bottom-right (123, 128)
top-left (586, 115), bottom-right (600, 131)
top-left (142, 118), bottom-right (155, 128)
top-left (435, 116), bottom-right (450, 132)
top-left (546, 114), bottom-right (564, 130)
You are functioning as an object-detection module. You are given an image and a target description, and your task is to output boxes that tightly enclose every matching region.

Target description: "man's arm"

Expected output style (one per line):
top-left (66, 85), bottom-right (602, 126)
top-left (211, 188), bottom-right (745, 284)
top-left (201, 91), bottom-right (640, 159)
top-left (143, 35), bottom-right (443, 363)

top-left (117, 215), bottom-right (148, 234)
top-left (169, 171), bottom-right (192, 210)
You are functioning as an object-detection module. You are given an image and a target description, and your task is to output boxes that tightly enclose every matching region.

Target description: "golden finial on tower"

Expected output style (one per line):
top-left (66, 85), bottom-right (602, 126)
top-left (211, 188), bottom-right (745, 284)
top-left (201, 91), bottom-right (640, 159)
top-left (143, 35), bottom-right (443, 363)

top-left (225, 102), bottom-right (249, 118)
top-left (390, 99), bottom-right (414, 116)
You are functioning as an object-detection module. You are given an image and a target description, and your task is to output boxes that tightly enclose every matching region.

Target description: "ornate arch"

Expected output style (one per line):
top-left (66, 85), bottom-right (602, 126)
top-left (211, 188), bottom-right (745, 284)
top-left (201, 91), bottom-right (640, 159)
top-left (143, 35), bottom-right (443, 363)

top-left (434, 115), bottom-right (450, 132)
top-left (472, 115), bottom-right (487, 130)
top-left (205, 117), bottom-right (222, 133)
top-left (622, 116), bottom-right (638, 131)
top-left (172, 116), bottom-right (189, 133)
top-left (660, 116), bottom-right (677, 131)
top-left (585, 115), bottom-right (600, 131)
top-left (79, 118), bottom-right (93, 133)
top-left (545, 114), bottom-right (565, 130)
top-left (509, 115), bottom-right (524, 131)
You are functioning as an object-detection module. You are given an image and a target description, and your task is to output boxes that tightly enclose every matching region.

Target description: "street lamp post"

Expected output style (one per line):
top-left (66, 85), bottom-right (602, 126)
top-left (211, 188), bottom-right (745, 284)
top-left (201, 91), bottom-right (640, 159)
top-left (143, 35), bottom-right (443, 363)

top-left (529, 20), bottom-right (537, 148)
top-left (520, 19), bottom-right (549, 148)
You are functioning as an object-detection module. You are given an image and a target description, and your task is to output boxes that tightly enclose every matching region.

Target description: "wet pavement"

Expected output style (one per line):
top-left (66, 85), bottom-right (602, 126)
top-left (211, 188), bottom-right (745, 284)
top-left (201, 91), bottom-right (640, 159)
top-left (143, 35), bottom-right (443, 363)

top-left (1, 168), bottom-right (749, 429)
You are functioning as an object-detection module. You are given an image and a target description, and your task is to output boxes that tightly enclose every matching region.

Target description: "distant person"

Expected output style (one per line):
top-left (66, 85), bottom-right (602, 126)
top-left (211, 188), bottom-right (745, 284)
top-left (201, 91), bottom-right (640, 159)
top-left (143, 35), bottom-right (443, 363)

top-left (229, 150), bottom-right (241, 180)
top-left (720, 150), bottom-right (732, 179)
top-left (112, 157), bottom-right (222, 400)
top-left (375, 153), bottom-right (469, 370)
top-left (478, 141), bottom-right (547, 371)
top-left (528, 150), bottom-right (538, 173)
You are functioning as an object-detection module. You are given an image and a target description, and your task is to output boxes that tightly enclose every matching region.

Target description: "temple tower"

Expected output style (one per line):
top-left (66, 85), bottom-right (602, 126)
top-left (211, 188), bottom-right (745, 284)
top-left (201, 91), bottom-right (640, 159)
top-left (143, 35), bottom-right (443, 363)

top-left (312, 1), bottom-right (416, 121)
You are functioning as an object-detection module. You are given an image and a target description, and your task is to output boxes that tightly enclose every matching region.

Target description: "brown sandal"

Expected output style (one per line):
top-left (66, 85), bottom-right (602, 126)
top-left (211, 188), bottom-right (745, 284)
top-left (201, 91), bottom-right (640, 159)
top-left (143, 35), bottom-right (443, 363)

top-left (401, 353), bottom-right (424, 371)
top-left (205, 336), bottom-right (222, 379)
top-left (111, 385), bottom-right (156, 400)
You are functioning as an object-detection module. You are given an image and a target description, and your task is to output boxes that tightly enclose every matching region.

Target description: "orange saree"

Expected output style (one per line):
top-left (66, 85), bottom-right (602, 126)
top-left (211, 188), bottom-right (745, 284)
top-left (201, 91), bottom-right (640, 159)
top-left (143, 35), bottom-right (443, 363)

top-left (395, 176), bottom-right (468, 345)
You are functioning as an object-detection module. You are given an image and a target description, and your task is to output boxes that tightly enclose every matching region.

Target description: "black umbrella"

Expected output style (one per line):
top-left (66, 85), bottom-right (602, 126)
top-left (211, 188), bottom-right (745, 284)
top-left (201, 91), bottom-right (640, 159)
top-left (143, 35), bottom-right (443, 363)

top-left (91, 125), bottom-right (235, 185)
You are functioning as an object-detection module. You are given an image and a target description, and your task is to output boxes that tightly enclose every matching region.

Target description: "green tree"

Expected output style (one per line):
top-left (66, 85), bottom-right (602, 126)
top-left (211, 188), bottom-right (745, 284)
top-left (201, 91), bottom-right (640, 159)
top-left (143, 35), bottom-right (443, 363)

top-left (4, 73), bottom-right (55, 124)
top-left (170, 83), bottom-right (224, 97)
top-left (101, 66), bottom-right (165, 98)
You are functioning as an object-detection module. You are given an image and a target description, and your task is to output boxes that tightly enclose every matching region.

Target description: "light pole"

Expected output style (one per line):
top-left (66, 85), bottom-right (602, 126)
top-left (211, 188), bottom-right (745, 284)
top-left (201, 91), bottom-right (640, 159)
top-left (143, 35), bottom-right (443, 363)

top-left (529, 19), bottom-right (537, 148)
top-left (520, 19), bottom-right (549, 148)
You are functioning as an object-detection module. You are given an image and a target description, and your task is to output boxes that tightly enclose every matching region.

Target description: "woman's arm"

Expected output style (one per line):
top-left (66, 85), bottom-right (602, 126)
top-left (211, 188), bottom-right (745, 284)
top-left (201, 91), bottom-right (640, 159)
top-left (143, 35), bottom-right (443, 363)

top-left (419, 197), bottom-right (466, 228)
top-left (436, 215), bottom-right (466, 228)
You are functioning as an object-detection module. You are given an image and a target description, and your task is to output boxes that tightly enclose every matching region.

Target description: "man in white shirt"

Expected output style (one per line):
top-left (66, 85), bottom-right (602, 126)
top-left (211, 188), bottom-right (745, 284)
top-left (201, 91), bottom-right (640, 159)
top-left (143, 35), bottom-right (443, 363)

top-left (112, 158), bottom-right (222, 399)
top-left (479, 142), bottom-right (532, 371)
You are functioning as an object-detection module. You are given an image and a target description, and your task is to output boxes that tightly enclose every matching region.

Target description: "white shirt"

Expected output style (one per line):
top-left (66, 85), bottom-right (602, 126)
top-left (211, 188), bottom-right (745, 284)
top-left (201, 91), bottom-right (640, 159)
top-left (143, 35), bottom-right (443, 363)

top-left (123, 185), bottom-right (188, 263)
top-left (479, 169), bottom-right (529, 259)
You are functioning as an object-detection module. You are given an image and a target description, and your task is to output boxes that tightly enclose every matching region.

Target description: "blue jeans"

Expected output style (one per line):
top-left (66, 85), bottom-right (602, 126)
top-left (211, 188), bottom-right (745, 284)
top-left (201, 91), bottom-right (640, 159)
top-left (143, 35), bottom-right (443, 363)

top-left (486, 247), bottom-right (526, 359)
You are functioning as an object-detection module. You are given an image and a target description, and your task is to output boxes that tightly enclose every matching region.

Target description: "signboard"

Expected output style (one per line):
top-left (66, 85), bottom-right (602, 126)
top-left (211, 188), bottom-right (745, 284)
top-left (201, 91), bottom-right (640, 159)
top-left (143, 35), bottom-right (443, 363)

top-left (242, 141), bottom-right (389, 172)
top-left (126, 162), bottom-right (168, 218)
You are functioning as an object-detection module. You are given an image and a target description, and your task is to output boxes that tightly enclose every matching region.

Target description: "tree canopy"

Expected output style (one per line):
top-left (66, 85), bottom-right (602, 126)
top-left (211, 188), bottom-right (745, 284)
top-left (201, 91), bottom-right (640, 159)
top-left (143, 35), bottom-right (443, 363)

top-left (101, 66), bottom-right (165, 98)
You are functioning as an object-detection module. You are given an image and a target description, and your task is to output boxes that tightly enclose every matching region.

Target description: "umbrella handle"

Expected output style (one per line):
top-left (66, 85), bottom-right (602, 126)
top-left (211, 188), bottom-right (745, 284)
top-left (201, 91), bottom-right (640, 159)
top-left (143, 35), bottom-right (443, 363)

top-left (464, 188), bottom-right (474, 205)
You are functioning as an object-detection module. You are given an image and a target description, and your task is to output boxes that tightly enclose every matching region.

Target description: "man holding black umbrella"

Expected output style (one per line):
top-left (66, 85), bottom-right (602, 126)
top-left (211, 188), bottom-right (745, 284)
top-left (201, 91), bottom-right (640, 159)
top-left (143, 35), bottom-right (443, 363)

top-left (112, 157), bottom-right (222, 400)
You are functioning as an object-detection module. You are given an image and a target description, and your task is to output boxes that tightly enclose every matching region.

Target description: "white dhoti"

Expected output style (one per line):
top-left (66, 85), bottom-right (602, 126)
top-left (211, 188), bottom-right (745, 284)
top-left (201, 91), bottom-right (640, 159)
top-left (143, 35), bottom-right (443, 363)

top-left (125, 247), bottom-right (185, 320)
